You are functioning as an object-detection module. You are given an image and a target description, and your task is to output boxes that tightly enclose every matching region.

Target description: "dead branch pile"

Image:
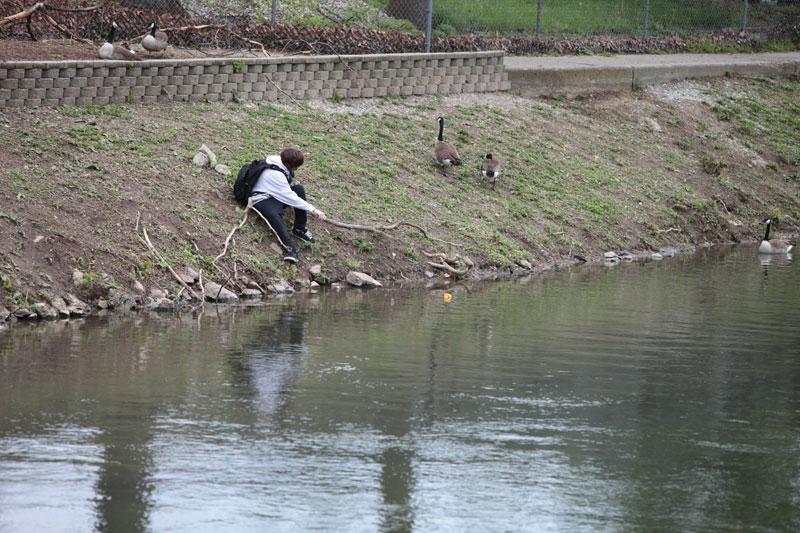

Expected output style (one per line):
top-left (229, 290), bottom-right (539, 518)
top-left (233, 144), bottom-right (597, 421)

top-left (2, 0), bottom-right (787, 57)
top-left (1, 0), bottom-right (191, 43)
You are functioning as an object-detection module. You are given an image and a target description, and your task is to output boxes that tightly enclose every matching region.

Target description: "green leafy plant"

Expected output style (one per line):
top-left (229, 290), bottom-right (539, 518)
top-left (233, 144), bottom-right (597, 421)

top-left (701, 154), bottom-right (727, 176)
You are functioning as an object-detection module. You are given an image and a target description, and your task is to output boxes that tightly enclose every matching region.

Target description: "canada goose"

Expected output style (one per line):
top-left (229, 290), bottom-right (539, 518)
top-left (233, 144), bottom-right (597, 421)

top-left (142, 22), bottom-right (168, 55)
top-left (434, 116), bottom-right (462, 177)
top-left (481, 153), bottom-right (501, 189)
top-left (759, 218), bottom-right (794, 254)
top-left (98, 22), bottom-right (137, 60)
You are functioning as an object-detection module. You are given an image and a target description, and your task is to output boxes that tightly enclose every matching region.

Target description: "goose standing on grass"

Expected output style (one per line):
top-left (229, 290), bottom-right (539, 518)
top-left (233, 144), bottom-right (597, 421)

top-left (142, 22), bottom-right (168, 56)
top-left (434, 116), bottom-right (462, 177)
top-left (759, 218), bottom-right (794, 254)
top-left (481, 153), bottom-right (501, 189)
top-left (98, 21), bottom-right (137, 60)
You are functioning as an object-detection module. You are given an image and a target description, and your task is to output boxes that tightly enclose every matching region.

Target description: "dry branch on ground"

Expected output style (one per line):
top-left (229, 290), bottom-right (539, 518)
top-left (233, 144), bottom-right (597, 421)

top-left (215, 200), bottom-right (432, 265)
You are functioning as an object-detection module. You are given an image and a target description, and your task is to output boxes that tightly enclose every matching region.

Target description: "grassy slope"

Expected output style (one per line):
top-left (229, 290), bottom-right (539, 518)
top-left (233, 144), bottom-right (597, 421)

top-left (0, 74), bottom-right (798, 309)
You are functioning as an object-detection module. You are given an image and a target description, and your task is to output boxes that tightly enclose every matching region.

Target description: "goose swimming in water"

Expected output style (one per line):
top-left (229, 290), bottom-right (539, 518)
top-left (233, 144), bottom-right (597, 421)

top-left (759, 218), bottom-right (794, 254)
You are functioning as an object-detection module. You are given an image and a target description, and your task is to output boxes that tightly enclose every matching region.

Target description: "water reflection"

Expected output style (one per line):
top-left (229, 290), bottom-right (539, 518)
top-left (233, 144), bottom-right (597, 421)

top-left (1, 245), bottom-right (799, 532)
top-left (759, 252), bottom-right (793, 292)
top-left (1, 303), bottom-right (318, 533)
top-left (378, 447), bottom-right (416, 533)
top-left (226, 308), bottom-right (308, 416)
top-left (94, 411), bottom-right (155, 533)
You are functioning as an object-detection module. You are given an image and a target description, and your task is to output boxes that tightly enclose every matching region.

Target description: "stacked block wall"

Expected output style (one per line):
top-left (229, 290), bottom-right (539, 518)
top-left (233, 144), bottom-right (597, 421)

top-left (0, 51), bottom-right (509, 107)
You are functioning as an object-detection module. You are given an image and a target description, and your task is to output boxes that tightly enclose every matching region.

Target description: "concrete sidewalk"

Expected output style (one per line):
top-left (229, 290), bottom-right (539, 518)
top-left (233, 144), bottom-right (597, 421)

top-left (504, 51), bottom-right (800, 95)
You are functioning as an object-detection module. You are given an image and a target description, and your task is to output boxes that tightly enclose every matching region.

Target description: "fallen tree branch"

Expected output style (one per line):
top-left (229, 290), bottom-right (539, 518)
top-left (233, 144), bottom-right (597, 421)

top-left (263, 72), bottom-right (309, 109)
top-left (0, 2), bottom-right (94, 42)
top-left (714, 195), bottom-right (732, 215)
top-left (423, 251), bottom-right (447, 260)
top-left (0, 2), bottom-right (44, 26)
top-left (45, 3), bottom-right (101, 12)
top-left (141, 226), bottom-right (202, 301)
top-left (422, 250), bottom-right (461, 265)
top-left (216, 201), bottom-right (434, 264)
top-left (215, 198), bottom-right (293, 265)
top-left (215, 197), bottom-right (252, 261)
top-left (323, 219), bottom-right (429, 238)
top-left (427, 261), bottom-right (470, 277)
top-left (230, 33), bottom-right (270, 57)
top-left (429, 236), bottom-right (461, 247)
top-left (295, 38), bottom-right (358, 74)
top-left (216, 271), bottom-right (235, 300)
top-left (168, 23), bottom-right (215, 31)
top-left (42, 12), bottom-right (93, 44)
top-left (315, 6), bottom-right (356, 27)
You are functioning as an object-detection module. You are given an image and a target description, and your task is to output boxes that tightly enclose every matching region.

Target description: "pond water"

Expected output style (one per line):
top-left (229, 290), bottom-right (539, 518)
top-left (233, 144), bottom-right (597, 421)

top-left (1, 245), bottom-right (798, 532)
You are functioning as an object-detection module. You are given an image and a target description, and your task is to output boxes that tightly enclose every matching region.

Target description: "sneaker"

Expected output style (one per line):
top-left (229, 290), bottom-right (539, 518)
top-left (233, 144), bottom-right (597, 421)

top-left (283, 250), bottom-right (299, 263)
top-left (292, 227), bottom-right (316, 243)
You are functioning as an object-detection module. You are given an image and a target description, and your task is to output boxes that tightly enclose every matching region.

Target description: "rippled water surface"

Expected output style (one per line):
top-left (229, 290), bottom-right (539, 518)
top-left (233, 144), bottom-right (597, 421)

top-left (1, 246), bottom-right (799, 532)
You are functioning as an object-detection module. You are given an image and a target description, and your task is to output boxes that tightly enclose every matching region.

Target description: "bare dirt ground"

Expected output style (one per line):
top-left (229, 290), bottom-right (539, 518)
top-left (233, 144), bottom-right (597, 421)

top-left (0, 39), bottom-right (276, 62)
top-left (1, 41), bottom-right (798, 322)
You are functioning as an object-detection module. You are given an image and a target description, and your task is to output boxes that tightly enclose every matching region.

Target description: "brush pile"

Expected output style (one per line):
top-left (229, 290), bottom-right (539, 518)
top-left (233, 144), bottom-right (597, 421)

top-left (1, 0), bottom-right (793, 56)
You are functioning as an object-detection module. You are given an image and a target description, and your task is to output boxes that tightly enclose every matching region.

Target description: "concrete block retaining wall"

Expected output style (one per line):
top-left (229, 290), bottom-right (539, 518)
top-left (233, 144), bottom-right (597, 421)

top-left (503, 53), bottom-right (800, 96)
top-left (0, 51), bottom-right (509, 108)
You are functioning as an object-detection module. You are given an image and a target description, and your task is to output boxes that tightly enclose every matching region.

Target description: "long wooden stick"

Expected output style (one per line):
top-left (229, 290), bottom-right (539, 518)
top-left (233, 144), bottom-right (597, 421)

top-left (141, 226), bottom-right (202, 301)
top-left (324, 219), bottom-right (429, 237)
top-left (42, 12), bottom-right (93, 44)
top-left (216, 200), bottom-right (433, 264)
top-left (230, 33), bottom-right (270, 57)
top-left (44, 4), bottom-right (101, 12)
top-left (215, 197), bottom-right (253, 261)
top-left (216, 272), bottom-right (235, 300)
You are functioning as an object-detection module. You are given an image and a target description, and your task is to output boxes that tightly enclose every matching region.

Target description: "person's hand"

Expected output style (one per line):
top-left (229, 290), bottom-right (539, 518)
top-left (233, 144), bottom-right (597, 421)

top-left (313, 209), bottom-right (327, 221)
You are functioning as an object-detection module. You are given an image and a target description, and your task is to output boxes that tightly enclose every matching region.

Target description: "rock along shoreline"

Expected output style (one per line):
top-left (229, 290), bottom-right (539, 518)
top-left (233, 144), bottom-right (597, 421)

top-left (0, 242), bottom-right (709, 331)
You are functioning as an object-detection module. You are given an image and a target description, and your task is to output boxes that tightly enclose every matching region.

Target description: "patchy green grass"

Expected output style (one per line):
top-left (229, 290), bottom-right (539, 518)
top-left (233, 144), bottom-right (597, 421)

top-left (0, 74), bottom-right (798, 307)
top-left (705, 76), bottom-right (800, 165)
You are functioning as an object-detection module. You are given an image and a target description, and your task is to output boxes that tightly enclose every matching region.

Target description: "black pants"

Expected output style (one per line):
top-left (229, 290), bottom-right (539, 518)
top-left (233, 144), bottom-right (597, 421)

top-left (253, 184), bottom-right (308, 253)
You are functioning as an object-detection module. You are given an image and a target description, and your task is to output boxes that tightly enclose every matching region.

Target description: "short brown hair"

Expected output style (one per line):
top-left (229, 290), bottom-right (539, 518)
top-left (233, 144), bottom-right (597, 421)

top-left (280, 148), bottom-right (304, 170)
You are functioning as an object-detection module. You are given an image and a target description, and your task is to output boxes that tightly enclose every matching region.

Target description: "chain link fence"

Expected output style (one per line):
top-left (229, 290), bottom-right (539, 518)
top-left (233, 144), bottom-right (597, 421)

top-left (173, 0), bottom-right (800, 41)
top-left (424, 0), bottom-right (800, 40)
top-left (2, 0), bottom-right (799, 53)
top-left (199, 0), bottom-right (799, 41)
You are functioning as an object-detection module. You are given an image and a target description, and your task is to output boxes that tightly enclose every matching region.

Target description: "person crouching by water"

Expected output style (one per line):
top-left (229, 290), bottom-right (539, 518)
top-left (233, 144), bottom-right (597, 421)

top-left (251, 148), bottom-right (327, 263)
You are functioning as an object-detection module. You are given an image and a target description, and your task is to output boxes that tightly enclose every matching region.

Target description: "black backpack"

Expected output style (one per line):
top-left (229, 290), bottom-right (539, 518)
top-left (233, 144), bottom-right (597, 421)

top-left (233, 160), bottom-right (292, 205)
